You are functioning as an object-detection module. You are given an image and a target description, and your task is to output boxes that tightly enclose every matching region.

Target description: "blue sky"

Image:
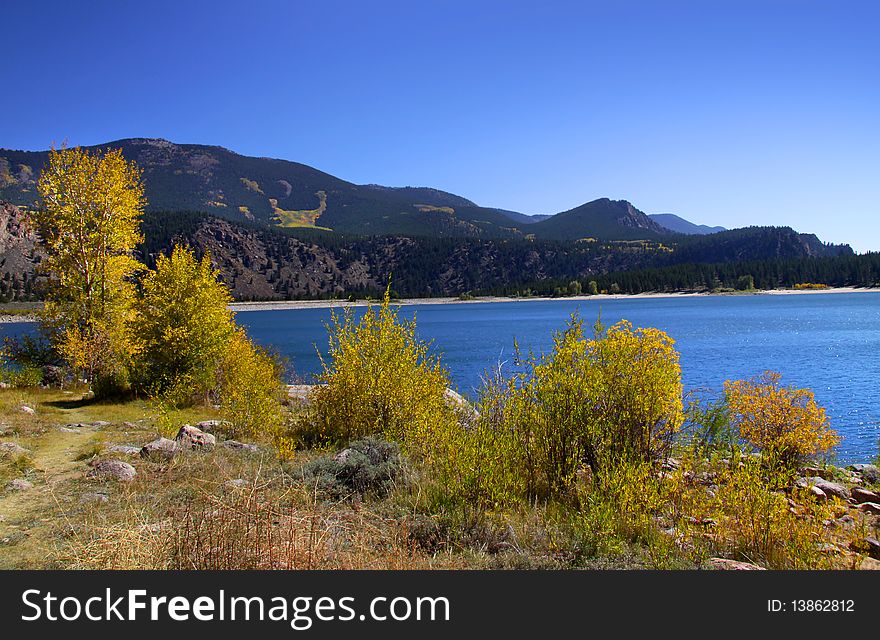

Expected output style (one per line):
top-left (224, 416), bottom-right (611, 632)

top-left (2, 0), bottom-right (878, 250)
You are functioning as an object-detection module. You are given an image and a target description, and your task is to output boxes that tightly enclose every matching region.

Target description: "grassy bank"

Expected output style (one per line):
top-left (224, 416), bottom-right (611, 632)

top-left (1, 387), bottom-right (878, 570)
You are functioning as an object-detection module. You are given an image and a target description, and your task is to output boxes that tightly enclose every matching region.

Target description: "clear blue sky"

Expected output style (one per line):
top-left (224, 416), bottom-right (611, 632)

top-left (2, 1), bottom-right (878, 251)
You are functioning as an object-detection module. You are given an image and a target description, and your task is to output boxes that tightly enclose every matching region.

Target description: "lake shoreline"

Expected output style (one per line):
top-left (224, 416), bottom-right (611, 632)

top-left (228, 286), bottom-right (880, 313)
top-left (2, 286), bottom-right (877, 321)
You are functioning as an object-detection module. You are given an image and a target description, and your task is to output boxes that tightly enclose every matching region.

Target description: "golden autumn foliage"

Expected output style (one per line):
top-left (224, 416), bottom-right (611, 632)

top-left (32, 146), bottom-right (145, 394)
top-left (133, 245), bottom-right (235, 401)
top-left (724, 371), bottom-right (840, 466)
top-left (304, 288), bottom-right (456, 448)
top-left (422, 316), bottom-right (684, 506)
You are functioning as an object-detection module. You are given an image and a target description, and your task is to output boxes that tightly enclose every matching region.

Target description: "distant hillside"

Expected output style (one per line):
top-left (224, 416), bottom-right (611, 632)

top-left (526, 198), bottom-right (670, 241)
top-left (650, 213), bottom-right (726, 235)
top-left (0, 139), bottom-right (695, 242)
top-left (0, 139), bottom-right (525, 239)
top-left (0, 202), bottom-right (854, 302)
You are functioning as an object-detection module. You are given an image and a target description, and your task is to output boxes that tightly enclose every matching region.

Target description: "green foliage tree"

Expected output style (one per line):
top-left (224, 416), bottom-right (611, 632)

top-left (32, 146), bottom-right (145, 394)
top-left (568, 280), bottom-right (582, 296)
top-left (587, 280), bottom-right (599, 295)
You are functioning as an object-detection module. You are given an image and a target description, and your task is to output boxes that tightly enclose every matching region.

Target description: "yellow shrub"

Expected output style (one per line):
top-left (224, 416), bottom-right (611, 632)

top-left (724, 372), bottom-right (840, 466)
top-left (306, 289), bottom-right (457, 450)
top-left (216, 329), bottom-right (287, 448)
top-left (708, 457), bottom-right (834, 569)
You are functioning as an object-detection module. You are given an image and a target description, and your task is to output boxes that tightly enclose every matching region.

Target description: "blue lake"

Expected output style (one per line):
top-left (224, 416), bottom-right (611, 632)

top-left (4, 292), bottom-right (879, 463)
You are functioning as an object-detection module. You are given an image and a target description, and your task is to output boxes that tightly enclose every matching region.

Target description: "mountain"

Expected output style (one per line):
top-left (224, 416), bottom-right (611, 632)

top-left (650, 213), bottom-right (726, 235)
top-left (0, 139), bottom-right (525, 239)
top-left (525, 198), bottom-right (670, 241)
top-left (1, 139), bottom-right (682, 242)
top-left (0, 201), bottom-right (854, 303)
top-left (492, 209), bottom-right (552, 225)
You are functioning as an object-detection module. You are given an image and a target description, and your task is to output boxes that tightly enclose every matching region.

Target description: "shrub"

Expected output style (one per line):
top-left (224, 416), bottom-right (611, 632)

top-left (707, 456), bottom-right (834, 569)
top-left (427, 316), bottom-right (684, 506)
top-left (304, 437), bottom-right (404, 498)
top-left (305, 288), bottom-right (456, 448)
top-left (724, 371), bottom-right (840, 467)
top-left (216, 329), bottom-right (287, 447)
top-left (133, 245), bottom-right (235, 402)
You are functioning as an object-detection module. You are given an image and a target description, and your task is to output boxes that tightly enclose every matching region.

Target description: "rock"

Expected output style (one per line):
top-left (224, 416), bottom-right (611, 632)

top-left (802, 465), bottom-right (833, 479)
top-left (79, 492), bottom-right (109, 504)
top-left (91, 421), bottom-right (111, 428)
top-left (851, 487), bottom-right (880, 504)
top-left (836, 514), bottom-right (856, 531)
top-left (196, 420), bottom-right (227, 432)
top-left (6, 478), bottom-right (33, 491)
top-left (851, 537), bottom-right (880, 560)
top-left (804, 477), bottom-right (850, 501)
top-left (809, 485), bottom-right (827, 501)
top-left (848, 464), bottom-right (880, 484)
top-left (107, 445), bottom-right (141, 456)
top-left (88, 459), bottom-right (136, 482)
top-left (444, 388), bottom-right (480, 421)
top-left (0, 442), bottom-right (29, 457)
top-left (140, 437), bottom-right (178, 460)
top-left (58, 426), bottom-right (81, 433)
top-left (221, 440), bottom-right (258, 453)
top-left (858, 502), bottom-right (880, 515)
top-left (708, 557), bottom-right (766, 570)
top-left (662, 458), bottom-right (681, 472)
top-left (175, 425), bottom-right (216, 449)
top-left (334, 448), bottom-right (353, 464)
top-left (224, 478), bottom-right (248, 489)
top-left (19, 405), bottom-right (35, 415)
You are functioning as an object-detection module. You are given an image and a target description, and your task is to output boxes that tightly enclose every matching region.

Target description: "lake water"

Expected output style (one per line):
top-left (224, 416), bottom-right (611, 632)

top-left (4, 292), bottom-right (879, 463)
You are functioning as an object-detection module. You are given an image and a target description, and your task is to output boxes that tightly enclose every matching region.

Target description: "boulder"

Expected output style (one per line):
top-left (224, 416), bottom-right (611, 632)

top-left (848, 464), bottom-right (880, 485)
top-left (196, 420), bottom-right (227, 432)
top-left (708, 557), bottom-right (766, 570)
top-left (0, 442), bottom-right (29, 457)
top-left (221, 440), bottom-right (258, 453)
top-left (175, 425), bottom-right (216, 449)
top-left (5, 478), bottom-right (33, 491)
top-left (107, 445), bottom-right (141, 456)
top-left (851, 487), bottom-right (880, 504)
top-left (809, 485), bottom-right (827, 501)
top-left (858, 502), bottom-right (880, 516)
top-left (88, 459), bottom-right (136, 482)
top-left (804, 477), bottom-right (850, 501)
top-left (140, 437), bottom-right (178, 460)
top-left (19, 405), bottom-right (35, 415)
top-left (851, 537), bottom-right (880, 560)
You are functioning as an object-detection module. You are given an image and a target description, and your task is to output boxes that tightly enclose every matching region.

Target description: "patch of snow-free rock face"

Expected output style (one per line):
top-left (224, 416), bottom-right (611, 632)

top-left (88, 459), bottom-right (136, 482)
top-left (175, 425), bottom-right (216, 449)
top-left (5, 478), bottom-right (33, 491)
top-left (140, 437), bottom-right (179, 460)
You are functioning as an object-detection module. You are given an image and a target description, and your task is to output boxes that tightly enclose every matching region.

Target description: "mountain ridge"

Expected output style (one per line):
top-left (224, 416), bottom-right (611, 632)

top-left (2, 138), bottom-right (717, 242)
